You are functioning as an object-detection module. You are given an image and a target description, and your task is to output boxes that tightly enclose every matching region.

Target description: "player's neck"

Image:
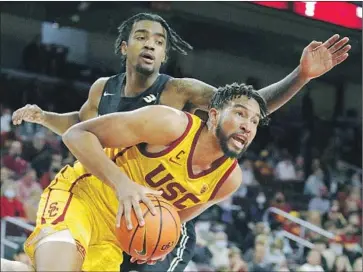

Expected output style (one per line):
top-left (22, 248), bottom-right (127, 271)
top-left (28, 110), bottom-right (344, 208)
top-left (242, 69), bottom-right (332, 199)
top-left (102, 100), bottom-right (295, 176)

top-left (192, 127), bottom-right (225, 168)
top-left (124, 67), bottom-right (159, 96)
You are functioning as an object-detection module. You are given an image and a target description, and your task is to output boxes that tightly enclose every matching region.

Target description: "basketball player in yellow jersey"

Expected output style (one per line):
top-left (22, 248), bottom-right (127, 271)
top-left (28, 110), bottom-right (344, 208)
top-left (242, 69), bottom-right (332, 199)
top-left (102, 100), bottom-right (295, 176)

top-left (16, 83), bottom-right (267, 271)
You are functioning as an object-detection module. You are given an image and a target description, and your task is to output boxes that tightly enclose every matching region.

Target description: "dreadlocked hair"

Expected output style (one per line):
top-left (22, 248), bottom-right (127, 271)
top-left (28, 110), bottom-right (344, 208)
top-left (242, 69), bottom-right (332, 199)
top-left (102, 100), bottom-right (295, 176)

top-left (210, 82), bottom-right (270, 126)
top-left (114, 13), bottom-right (193, 64)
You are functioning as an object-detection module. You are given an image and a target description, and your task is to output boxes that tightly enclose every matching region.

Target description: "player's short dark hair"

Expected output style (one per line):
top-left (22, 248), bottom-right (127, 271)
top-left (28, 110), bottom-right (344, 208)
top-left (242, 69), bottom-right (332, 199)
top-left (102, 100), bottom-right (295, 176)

top-left (114, 13), bottom-right (193, 65)
top-left (210, 83), bottom-right (270, 126)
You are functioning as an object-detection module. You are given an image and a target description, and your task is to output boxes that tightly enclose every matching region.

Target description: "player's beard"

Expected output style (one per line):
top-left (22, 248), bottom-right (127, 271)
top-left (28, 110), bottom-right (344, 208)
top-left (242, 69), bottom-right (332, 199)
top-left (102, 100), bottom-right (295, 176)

top-left (215, 119), bottom-right (248, 159)
top-left (136, 63), bottom-right (154, 76)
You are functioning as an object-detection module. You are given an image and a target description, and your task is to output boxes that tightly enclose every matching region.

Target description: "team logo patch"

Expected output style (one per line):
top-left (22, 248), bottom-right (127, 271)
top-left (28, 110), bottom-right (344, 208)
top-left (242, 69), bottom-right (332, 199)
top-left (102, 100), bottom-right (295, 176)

top-left (200, 184), bottom-right (209, 194)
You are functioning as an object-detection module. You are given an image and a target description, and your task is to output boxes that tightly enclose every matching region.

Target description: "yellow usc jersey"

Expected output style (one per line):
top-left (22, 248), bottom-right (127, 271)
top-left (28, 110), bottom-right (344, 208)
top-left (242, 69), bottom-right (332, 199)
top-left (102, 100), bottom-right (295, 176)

top-left (72, 112), bottom-right (237, 211)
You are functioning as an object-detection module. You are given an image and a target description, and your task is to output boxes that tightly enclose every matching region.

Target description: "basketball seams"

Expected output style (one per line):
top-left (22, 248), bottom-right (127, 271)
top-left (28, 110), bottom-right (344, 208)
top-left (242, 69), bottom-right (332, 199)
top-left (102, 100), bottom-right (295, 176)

top-left (162, 207), bottom-right (181, 243)
top-left (150, 195), bottom-right (163, 260)
top-left (118, 197), bottom-right (180, 260)
top-left (128, 209), bottom-right (151, 254)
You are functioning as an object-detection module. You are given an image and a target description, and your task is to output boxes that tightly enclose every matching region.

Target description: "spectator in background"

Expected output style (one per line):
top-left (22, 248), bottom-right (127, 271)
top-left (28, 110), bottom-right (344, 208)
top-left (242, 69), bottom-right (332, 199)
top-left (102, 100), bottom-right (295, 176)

top-left (304, 167), bottom-right (327, 197)
top-left (249, 191), bottom-right (268, 223)
top-left (22, 132), bottom-right (53, 176)
top-left (1, 107), bottom-right (12, 133)
top-left (248, 243), bottom-right (272, 272)
top-left (353, 257), bottom-right (362, 272)
top-left (240, 159), bottom-right (258, 186)
top-left (209, 231), bottom-right (230, 269)
top-left (228, 247), bottom-right (248, 272)
top-left (39, 153), bottom-right (63, 189)
top-left (308, 187), bottom-right (330, 214)
top-left (16, 168), bottom-right (42, 204)
top-left (332, 255), bottom-right (353, 272)
top-left (2, 141), bottom-right (28, 175)
top-left (295, 155), bottom-right (305, 180)
top-left (15, 168), bottom-right (42, 222)
top-left (323, 201), bottom-right (347, 230)
top-left (265, 238), bottom-right (286, 270)
top-left (299, 249), bottom-right (324, 272)
top-left (1, 166), bottom-right (15, 190)
top-left (270, 192), bottom-right (292, 215)
top-left (1, 183), bottom-right (26, 219)
top-left (254, 150), bottom-right (274, 182)
top-left (275, 152), bottom-right (297, 181)
top-left (350, 172), bottom-right (362, 188)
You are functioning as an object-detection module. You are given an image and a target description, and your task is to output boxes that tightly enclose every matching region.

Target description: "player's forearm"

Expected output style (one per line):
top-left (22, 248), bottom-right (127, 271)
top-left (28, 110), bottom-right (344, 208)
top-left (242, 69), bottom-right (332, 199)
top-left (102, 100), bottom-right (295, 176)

top-left (62, 129), bottom-right (129, 191)
top-left (42, 111), bottom-right (80, 135)
top-left (258, 66), bottom-right (310, 114)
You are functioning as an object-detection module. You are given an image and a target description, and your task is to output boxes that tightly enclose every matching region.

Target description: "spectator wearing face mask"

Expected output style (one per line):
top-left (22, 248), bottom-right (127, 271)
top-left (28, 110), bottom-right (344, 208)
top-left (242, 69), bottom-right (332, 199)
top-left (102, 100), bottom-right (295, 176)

top-left (1, 184), bottom-right (26, 219)
top-left (249, 192), bottom-right (268, 223)
top-left (209, 231), bottom-right (230, 269)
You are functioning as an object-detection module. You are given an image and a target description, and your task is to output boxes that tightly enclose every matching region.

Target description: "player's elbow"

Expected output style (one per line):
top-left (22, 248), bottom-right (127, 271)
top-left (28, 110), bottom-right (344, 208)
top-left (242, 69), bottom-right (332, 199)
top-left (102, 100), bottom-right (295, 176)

top-left (62, 125), bottom-right (83, 149)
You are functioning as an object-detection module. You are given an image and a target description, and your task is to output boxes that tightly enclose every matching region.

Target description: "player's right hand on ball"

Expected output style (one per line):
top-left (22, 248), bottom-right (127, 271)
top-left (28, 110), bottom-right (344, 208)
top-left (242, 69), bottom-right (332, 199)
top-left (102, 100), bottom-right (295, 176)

top-left (116, 182), bottom-right (162, 230)
top-left (12, 104), bottom-right (45, 125)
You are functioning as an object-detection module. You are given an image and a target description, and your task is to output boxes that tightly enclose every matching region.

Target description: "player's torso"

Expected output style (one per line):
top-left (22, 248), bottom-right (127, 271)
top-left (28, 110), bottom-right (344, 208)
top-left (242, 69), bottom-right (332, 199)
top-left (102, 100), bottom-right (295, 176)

top-left (103, 114), bottom-right (237, 211)
top-left (98, 73), bottom-right (172, 115)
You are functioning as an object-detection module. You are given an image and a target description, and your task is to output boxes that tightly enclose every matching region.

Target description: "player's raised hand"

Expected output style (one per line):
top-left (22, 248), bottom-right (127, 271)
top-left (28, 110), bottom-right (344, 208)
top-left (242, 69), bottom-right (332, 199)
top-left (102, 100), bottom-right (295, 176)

top-left (12, 104), bottom-right (45, 125)
top-left (299, 34), bottom-right (351, 80)
top-left (116, 182), bottom-right (162, 230)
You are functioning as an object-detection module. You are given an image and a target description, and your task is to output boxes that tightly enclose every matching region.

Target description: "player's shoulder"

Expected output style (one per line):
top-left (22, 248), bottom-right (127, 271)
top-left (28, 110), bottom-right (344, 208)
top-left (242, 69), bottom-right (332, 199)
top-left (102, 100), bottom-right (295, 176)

top-left (167, 77), bottom-right (208, 91)
top-left (140, 105), bottom-right (188, 122)
top-left (89, 77), bottom-right (110, 96)
top-left (213, 162), bottom-right (242, 200)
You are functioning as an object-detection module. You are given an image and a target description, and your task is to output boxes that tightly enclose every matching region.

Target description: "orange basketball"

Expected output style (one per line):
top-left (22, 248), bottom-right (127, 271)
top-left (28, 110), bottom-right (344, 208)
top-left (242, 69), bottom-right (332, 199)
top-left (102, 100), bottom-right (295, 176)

top-left (116, 195), bottom-right (181, 261)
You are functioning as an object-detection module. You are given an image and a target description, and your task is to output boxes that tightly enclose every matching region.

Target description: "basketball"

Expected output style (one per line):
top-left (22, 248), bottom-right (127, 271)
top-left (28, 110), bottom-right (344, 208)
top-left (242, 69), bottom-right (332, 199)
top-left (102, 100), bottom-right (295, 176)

top-left (116, 195), bottom-right (181, 261)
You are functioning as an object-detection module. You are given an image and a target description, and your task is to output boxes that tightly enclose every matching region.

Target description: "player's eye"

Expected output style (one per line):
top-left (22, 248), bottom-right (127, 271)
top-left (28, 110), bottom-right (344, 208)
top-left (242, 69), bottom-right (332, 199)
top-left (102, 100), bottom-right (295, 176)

top-left (236, 111), bottom-right (245, 117)
top-left (136, 36), bottom-right (145, 41)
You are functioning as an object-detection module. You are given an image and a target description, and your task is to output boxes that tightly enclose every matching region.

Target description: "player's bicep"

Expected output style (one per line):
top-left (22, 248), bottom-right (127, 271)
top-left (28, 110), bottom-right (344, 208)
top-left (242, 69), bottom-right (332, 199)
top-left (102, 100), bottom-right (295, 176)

top-left (71, 106), bottom-right (189, 148)
top-left (173, 78), bottom-right (217, 111)
top-left (213, 165), bottom-right (242, 202)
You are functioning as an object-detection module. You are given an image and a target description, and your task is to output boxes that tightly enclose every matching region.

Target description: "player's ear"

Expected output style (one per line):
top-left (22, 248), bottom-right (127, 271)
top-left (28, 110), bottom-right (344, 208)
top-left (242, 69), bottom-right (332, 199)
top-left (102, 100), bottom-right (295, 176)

top-left (208, 108), bottom-right (219, 127)
top-left (162, 51), bottom-right (168, 64)
top-left (121, 41), bottom-right (128, 56)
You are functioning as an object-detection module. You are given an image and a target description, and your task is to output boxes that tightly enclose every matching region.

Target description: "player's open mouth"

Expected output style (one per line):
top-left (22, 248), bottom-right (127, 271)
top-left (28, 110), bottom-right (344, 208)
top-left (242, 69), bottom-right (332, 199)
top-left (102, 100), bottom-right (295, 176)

top-left (140, 52), bottom-right (155, 64)
top-left (231, 134), bottom-right (246, 149)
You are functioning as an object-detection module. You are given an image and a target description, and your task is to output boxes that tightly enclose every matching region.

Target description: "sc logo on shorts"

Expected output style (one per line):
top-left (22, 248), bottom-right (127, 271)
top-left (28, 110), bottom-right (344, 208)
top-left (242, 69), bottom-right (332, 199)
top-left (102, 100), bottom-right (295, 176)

top-left (161, 241), bottom-right (175, 251)
top-left (47, 202), bottom-right (59, 217)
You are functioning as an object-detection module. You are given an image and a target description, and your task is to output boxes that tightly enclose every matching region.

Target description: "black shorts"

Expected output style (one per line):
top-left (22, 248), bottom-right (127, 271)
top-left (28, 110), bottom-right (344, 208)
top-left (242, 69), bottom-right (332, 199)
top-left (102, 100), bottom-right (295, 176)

top-left (120, 221), bottom-right (196, 272)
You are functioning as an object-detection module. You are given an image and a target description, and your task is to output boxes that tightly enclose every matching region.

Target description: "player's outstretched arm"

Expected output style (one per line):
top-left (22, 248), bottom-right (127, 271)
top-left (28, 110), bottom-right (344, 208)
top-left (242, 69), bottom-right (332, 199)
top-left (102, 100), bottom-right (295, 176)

top-left (62, 105), bottom-right (189, 229)
top-left (256, 34), bottom-right (350, 113)
top-left (11, 77), bottom-right (107, 135)
top-left (171, 34), bottom-right (350, 115)
top-left (178, 166), bottom-right (243, 223)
